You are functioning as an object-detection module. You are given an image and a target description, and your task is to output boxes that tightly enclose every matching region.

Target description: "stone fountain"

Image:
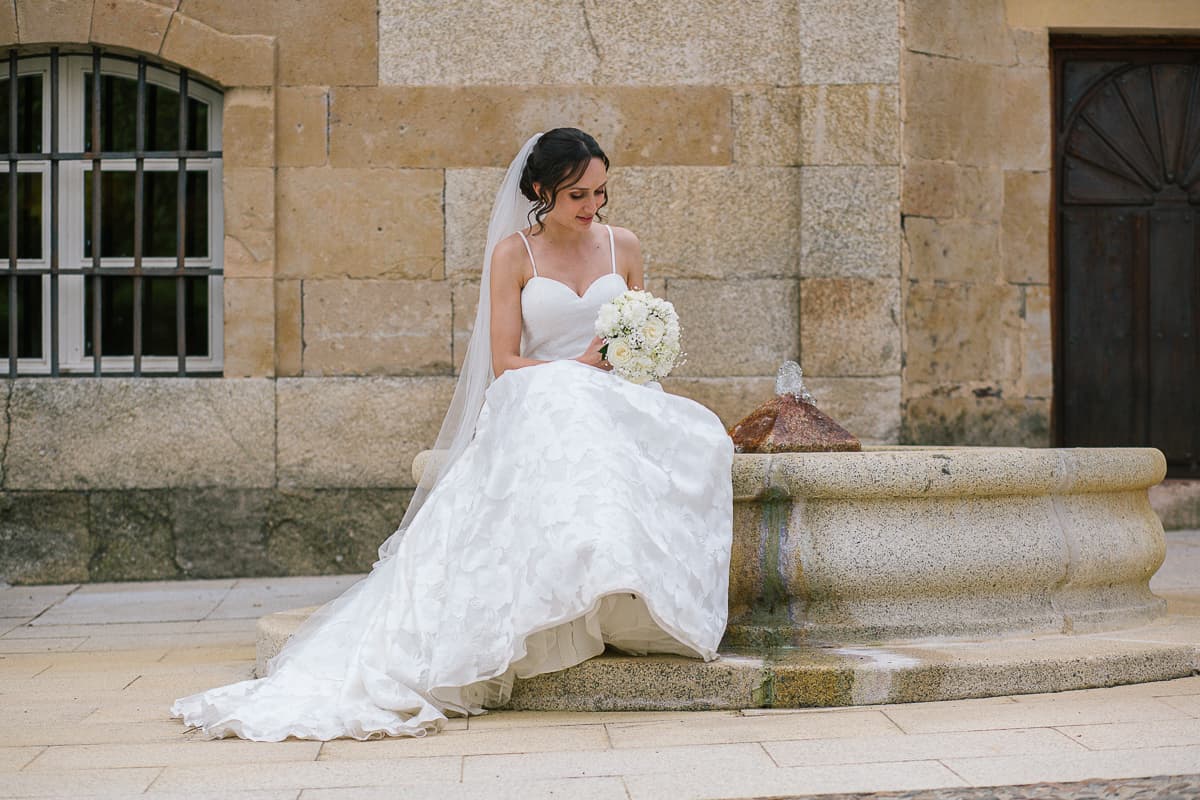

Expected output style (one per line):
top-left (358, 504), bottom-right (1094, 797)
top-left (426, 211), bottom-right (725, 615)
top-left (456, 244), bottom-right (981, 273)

top-left (257, 364), bottom-right (1198, 710)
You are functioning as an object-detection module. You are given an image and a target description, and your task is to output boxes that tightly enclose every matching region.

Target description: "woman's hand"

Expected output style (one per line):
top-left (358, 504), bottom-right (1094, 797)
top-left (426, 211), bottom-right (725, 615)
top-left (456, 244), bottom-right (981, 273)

top-left (575, 335), bottom-right (612, 371)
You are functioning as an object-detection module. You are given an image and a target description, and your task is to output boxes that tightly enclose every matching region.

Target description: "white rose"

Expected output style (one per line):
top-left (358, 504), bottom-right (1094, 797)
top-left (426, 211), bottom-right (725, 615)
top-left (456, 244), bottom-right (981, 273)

top-left (641, 317), bottom-right (665, 345)
top-left (606, 338), bottom-right (635, 368)
top-left (595, 303), bottom-right (619, 335)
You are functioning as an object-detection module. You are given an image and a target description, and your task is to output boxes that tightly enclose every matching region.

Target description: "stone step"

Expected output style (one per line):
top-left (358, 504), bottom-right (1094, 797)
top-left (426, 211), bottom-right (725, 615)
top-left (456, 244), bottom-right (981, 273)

top-left (256, 609), bottom-right (1200, 710)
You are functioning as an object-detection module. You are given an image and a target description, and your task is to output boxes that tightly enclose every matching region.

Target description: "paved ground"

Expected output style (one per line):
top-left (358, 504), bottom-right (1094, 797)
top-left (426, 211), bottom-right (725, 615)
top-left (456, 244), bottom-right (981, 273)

top-left (0, 531), bottom-right (1197, 800)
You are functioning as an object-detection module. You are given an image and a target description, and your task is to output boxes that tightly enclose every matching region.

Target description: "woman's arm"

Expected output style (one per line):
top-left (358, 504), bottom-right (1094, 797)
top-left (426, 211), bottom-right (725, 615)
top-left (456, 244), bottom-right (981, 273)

top-left (490, 236), bottom-right (549, 378)
top-left (612, 226), bottom-right (646, 290)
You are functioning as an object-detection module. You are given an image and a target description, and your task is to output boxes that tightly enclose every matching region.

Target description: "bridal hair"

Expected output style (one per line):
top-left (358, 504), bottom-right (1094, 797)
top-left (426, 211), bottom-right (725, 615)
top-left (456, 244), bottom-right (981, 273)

top-left (519, 128), bottom-right (610, 234)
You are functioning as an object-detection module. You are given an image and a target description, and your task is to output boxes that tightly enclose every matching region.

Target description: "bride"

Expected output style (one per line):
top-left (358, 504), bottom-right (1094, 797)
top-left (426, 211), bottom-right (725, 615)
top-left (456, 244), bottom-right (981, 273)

top-left (171, 128), bottom-right (735, 740)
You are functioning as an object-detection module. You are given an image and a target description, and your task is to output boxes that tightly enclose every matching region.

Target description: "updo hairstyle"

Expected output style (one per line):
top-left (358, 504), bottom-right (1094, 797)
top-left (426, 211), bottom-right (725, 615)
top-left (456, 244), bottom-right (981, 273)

top-left (519, 128), bottom-right (610, 234)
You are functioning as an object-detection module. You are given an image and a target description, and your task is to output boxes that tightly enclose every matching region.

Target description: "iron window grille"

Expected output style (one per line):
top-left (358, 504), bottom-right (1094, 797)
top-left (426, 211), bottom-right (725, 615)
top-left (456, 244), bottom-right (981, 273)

top-left (4, 47), bottom-right (224, 377)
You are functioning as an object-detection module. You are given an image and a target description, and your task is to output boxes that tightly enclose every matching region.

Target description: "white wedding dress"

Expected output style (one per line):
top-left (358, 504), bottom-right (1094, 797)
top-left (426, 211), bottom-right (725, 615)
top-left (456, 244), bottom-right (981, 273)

top-left (171, 224), bottom-right (734, 740)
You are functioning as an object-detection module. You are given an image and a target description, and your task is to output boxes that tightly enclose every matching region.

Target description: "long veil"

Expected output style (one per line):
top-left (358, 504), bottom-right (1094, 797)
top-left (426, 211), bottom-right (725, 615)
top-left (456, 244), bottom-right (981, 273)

top-left (375, 132), bottom-right (542, 559)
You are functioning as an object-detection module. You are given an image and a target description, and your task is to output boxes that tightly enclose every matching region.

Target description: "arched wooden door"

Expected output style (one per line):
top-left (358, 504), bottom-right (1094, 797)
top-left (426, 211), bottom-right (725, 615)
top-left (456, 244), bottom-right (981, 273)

top-left (1055, 39), bottom-right (1200, 477)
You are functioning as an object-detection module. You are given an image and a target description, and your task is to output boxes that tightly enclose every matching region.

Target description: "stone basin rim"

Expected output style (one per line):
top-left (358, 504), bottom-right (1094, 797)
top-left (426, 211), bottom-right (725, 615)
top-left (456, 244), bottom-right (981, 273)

top-left (413, 445), bottom-right (1167, 500)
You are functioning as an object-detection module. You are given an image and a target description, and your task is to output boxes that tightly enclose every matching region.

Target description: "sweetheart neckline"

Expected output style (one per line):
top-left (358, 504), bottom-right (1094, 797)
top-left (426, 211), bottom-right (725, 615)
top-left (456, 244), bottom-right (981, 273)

top-left (523, 272), bottom-right (627, 300)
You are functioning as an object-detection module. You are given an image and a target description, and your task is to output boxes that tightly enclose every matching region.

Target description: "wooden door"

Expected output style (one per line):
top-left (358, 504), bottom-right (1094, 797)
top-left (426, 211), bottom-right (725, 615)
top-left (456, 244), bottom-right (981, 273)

top-left (1055, 39), bottom-right (1200, 476)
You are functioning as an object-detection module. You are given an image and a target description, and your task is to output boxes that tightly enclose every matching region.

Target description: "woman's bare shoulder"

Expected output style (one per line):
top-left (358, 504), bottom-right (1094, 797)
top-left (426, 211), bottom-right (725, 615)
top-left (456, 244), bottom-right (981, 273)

top-left (491, 233), bottom-right (529, 283)
top-left (607, 225), bottom-right (641, 247)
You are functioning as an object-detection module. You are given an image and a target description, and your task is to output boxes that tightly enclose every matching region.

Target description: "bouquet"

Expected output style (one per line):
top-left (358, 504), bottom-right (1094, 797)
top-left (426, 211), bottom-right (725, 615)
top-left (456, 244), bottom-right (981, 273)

top-left (594, 289), bottom-right (685, 384)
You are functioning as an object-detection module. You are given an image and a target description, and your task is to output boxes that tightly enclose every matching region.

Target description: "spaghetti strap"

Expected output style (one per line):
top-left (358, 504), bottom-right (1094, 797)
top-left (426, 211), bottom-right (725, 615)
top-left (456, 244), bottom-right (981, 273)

top-left (606, 224), bottom-right (616, 274)
top-left (516, 231), bottom-right (538, 277)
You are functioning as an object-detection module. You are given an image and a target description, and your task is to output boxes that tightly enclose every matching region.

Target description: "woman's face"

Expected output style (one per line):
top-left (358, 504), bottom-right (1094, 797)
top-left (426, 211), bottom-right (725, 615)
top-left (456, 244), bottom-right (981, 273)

top-left (539, 157), bottom-right (608, 231)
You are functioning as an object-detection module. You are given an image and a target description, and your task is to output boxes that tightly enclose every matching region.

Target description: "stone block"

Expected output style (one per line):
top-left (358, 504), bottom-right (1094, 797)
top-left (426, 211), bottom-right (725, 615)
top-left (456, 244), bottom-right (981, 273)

top-left (221, 88), bottom-right (274, 169)
top-left (1001, 170), bottom-right (1051, 283)
top-left (274, 278), bottom-right (302, 377)
top-left (277, 86), bottom-right (327, 168)
top-left (1021, 285), bottom-right (1052, 398)
top-left (732, 88), bottom-right (802, 166)
top-left (799, 0), bottom-right (899, 84)
top-left (451, 280), bottom-right (480, 375)
top-left (904, 282), bottom-right (1022, 385)
top-left (801, 166), bottom-right (900, 279)
top-left (585, 0), bottom-right (802, 86)
top-left (268, 489), bottom-right (412, 574)
top-left (904, 217), bottom-right (1001, 283)
top-left (159, 13), bottom-right (275, 89)
top-left (0, 1), bottom-right (15, 45)
top-left (89, 0), bottom-right (173, 54)
top-left (904, 0), bottom-right (1016, 65)
top-left (800, 278), bottom-right (900, 376)
top-left (222, 278), bottom-right (274, 378)
top-left (0, 492), bottom-right (89, 584)
top-left (6, 378), bottom-right (275, 489)
top-left (301, 279), bottom-right (452, 376)
top-left (88, 491), bottom-right (177, 582)
top-left (1012, 27), bottom-right (1049, 67)
top-left (179, 0), bottom-right (377, 86)
top-left (904, 55), bottom-right (1050, 170)
top-left (666, 279), bottom-right (799, 378)
top-left (804, 376), bottom-right (901, 443)
top-left (902, 161), bottom-right (1003, 220)
top-left (661, 376), bottom-right (776, 429)
top-left (799, 84), bottom-right (899, 166)
top-left (379, 0), bottom-right (597, 85)
top-left (276, 376), bottom-right (456, 488)
top-left (223, 167), bottom-right (274, 278)
top-left (901, 395), bottom-right (1050, 446)
top-left (276, 168), bottom-right (443, 280)
top-left (171, 489), bottom-right (274, 579)
top-left (447, 167), bottom-right (801, 281)
top-left (329, 86), bottom-right (732, 169)
top-left (16, 0), bottom-right (91, 44)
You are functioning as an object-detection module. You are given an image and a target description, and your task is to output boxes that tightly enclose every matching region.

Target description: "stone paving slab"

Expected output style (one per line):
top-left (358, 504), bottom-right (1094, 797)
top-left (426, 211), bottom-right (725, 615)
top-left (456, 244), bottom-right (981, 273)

top-left (774, 773), bottom-right (1200, 799)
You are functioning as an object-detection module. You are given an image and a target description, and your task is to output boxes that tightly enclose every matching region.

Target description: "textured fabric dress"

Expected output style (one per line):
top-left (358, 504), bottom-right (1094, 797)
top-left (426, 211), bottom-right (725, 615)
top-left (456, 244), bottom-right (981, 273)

top-left (171, 225), bottom-right (734, 740)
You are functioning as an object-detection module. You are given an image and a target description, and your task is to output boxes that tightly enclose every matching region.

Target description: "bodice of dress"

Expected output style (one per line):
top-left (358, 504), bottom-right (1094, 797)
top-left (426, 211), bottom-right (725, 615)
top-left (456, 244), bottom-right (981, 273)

top-left (518, 225), bottom-right (627, 362)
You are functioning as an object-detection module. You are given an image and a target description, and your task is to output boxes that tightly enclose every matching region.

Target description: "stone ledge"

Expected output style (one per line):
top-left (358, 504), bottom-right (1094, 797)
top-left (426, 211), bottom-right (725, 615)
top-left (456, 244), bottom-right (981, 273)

top-left (255, 609), bottom-right (1200, 709)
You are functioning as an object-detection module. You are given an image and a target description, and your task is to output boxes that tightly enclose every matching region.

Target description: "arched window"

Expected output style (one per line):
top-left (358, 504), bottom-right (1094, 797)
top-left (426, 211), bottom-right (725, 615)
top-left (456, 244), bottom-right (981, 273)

top-left (4, 48), bottom-right (223, 376)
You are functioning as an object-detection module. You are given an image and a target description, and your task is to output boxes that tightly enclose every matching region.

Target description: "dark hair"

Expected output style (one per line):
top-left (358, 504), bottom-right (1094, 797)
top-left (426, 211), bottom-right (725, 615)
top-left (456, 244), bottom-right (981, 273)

top-left (519, 128), bottom-right (610, 234)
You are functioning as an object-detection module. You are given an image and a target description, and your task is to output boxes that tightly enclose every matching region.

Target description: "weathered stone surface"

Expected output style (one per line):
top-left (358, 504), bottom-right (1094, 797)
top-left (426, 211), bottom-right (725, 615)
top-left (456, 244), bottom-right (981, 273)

top-left (301, 280), bottom-right (452, 376)
top-left (451, 280), bottom-right (479, 375)
top-left (902, 161), bottom-right (1003, 220)
top-left (171, 489), bottom-right (273, 579)
top-left (804, 376), bottom-right (900, 443)
top-left (730, 394), bottom-right (862, 453)
top-left (1006, 0), bottom-right (1200, 29)
top-left (1011, 26), bottom-right (1049, 67)
top-left (268, 489), bottom-right (412, 574)
top-left (329, 87), bottom-right (732, 169)
top-left (903, 55), bottom-right (1050, 170)
top-left (221, 88), bottom-right (274, 170)
top-left (667, 279), bottom-right (799, 378)
top-left (661, 376), bottom-right (776, 429)
top-left (6, 378), bottom-right (275, 489)
top-left (16, 0), bottom-right (91, 43)
top-left (277, 86), bottom-right (327, 168)
top-left (274, 278), bottom-right (302, 377)
top-left (89, 0), bottom-right (173, 54)
top-left (800, 84), bottom-right (899, 166)
top-left (159, 13), bottom-right (275, 89)
top-left (180, 0), bottom-right (377, 86)
top-left (799, 0), bottom-right (899, 84)
top-left (1021, 284), bottom-right (1052, 398)
top-left (801, 166), bottom-right (900, 279)
top-left (904, 217), bottom-right (1002, 283)
top-left (1002, 170), bottom-right (1051, 284)
top-left (88, 491), bottom-right (177, 582)
top-left (901, 395), bottom-right (1051, 446)
top-left (276, 377), bottom-right (456, 488)
top-left (447, 167), bottom-right (801, 280)
top-left (223, 278), bottom-right (274, 378)
top-left (585, 0), bottom-right (802, 86)
top-left (223, 167), bottom-right (274, 278)
top-left (732, 88), bottom-right (802, 166)
top-left (800, 278), bottom-right (900, 376)
top-left (0, 1), bottom-right (15, 45)
top-left (904, 282), bottom-right (1022, 385)
top-left (0, 492), bottom-right (89, 584)
top-left (1149, 480), bottom-right (1200, 531)
top-left (277, 168), bottom-right (443, 280)
top-left (904, 0), bottom-right (1016, 65)
top-left (379, 0), bottom-right (597, 85)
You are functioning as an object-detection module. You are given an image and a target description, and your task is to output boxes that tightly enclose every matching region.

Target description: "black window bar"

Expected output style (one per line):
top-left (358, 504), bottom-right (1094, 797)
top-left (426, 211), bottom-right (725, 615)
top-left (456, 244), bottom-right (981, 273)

top-left (4, 46), bottom-right (223, 377)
